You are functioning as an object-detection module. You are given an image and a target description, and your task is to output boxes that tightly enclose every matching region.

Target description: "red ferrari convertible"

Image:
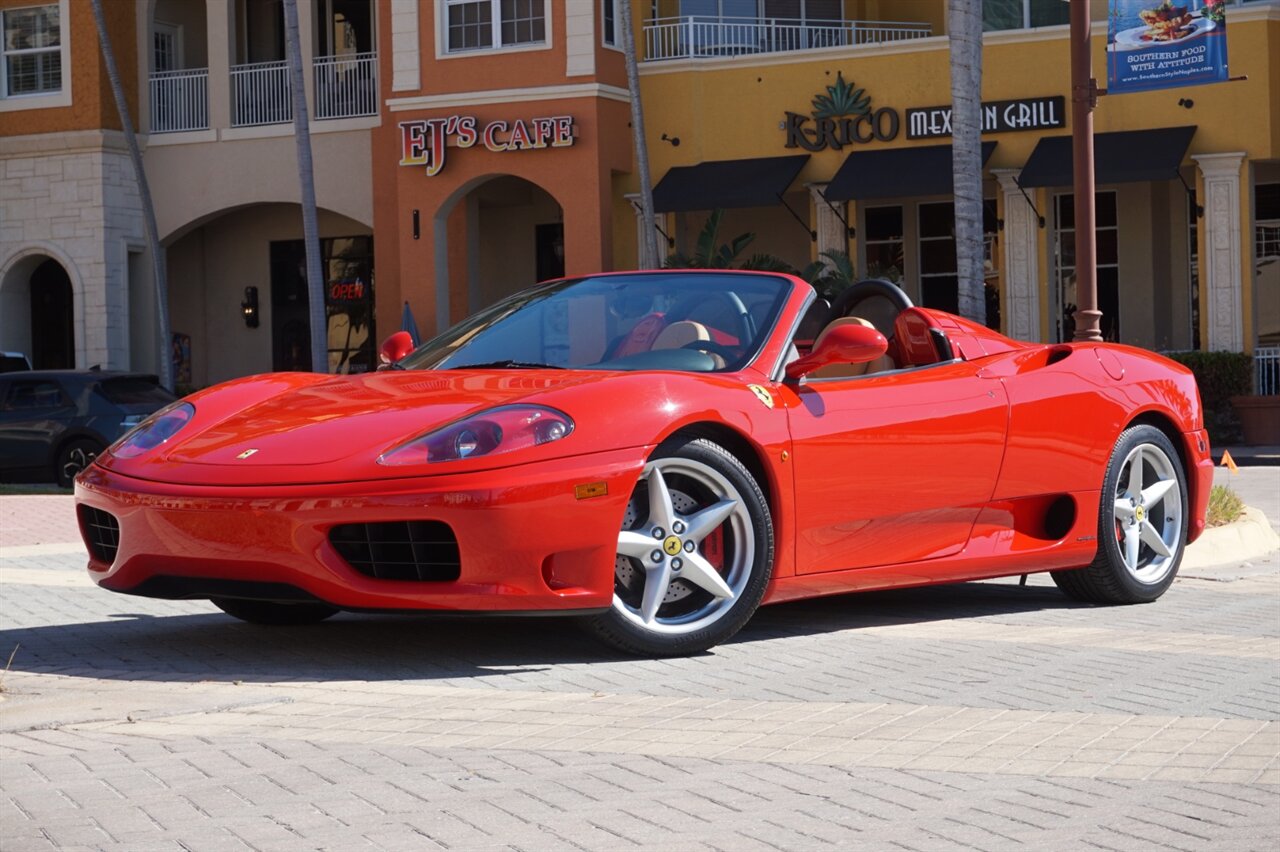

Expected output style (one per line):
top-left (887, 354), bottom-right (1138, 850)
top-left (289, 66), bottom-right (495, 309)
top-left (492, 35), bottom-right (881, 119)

top-left (75, 272), bottom-right (1212, 655)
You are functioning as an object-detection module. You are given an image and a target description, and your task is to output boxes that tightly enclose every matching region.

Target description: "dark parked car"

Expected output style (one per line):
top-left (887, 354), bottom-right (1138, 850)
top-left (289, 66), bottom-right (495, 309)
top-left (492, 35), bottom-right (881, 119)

top-left (0, 352), bottom-right (32, 373)
top-left (0, 371), bottom-right (177, 487)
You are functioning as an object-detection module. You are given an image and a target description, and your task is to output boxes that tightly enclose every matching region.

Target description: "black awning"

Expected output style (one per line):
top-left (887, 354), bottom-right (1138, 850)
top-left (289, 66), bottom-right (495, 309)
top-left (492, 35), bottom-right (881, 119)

top-left (652, 155), bottom-right (809, 213)
top-left (824, 141), bottom-right (997, 202)
top-left (1017, 125), bottom-right (1196, 188)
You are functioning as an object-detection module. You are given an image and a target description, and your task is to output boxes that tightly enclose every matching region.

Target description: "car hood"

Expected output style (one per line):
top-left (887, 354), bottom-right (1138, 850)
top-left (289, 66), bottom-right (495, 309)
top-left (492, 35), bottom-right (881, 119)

top-left (100, 370), bottom-right (613, 486)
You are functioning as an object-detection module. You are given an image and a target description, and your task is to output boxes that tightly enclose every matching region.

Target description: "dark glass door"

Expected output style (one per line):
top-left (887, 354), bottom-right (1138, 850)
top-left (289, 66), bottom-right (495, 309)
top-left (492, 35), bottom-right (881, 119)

top-left (29, 259), bottom-right (73, 369)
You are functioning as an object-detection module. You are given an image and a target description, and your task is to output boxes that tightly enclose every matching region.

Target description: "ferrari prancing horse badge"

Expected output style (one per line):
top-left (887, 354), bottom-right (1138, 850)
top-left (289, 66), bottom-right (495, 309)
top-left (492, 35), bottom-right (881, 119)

top-left (747, 385), bottom-right (774, 409)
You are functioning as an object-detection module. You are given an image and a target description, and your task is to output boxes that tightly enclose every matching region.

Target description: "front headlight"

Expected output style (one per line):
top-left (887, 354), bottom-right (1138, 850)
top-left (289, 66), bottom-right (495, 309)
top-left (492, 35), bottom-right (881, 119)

top-left (110, 402), bottom-right (195, 459)
top-left (378, 405), bottom-right (574, 466)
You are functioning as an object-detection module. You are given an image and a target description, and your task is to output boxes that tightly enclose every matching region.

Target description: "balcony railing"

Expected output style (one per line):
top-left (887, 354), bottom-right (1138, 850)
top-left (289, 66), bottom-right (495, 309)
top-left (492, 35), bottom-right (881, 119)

top-left (644, 16), bottom-right (933, 60)
top-left (149, 68), bottom-right (209, 133)
top-left (314, 51), bottom-right (377, 120)
top-left (1257, 346), bottom-right (1279, 395)
top-left (231, 59), bottom-right (292, 127)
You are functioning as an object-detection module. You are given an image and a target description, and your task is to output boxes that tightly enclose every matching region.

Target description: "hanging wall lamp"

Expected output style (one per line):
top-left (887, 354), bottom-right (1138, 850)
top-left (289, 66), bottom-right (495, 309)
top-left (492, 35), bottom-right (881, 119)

top-left (241, 286), bottom-right (260, 328)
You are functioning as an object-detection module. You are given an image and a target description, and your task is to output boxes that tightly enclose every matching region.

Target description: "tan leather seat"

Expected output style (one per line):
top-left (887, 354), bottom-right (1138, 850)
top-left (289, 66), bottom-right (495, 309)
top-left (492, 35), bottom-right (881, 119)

top-left (808, 316), bottom-right (895, 379)
top-left (652, 320), bottom-right (710, 350)
top-left (651, 320), bottom-right (724, 368)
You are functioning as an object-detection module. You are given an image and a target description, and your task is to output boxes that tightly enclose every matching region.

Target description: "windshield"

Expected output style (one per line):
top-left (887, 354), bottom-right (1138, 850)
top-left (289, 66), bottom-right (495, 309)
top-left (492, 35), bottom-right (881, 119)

top-left (400, 272), bottom-right (793, 373)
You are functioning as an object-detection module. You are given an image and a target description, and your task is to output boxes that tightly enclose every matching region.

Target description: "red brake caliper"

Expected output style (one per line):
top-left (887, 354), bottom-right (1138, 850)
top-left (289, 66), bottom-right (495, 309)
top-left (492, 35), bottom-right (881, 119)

top-left (700, 525), bottom-right (725, 571)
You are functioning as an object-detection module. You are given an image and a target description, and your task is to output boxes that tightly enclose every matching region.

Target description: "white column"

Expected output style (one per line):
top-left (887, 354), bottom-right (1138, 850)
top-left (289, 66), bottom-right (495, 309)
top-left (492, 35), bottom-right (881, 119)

top-left (390, 0), bottom-right (420, 92)
top-left (994, 168), bottom-right (1042, 342)
top-left (1193, 152), bottom-right (1246, 352)
top-left (806, 183), bottom-right (847, 267)
top-left (626, 192), bottom-right (660, 269)
top-left (565, 3), bottom-right (596, 77)
top-left (207, 0), bottom-right (232, 130)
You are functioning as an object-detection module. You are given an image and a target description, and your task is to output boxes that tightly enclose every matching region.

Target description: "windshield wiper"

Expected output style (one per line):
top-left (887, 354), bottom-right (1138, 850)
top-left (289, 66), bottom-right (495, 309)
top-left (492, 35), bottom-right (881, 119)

top-left (447, 360), bottom-right (564, 370)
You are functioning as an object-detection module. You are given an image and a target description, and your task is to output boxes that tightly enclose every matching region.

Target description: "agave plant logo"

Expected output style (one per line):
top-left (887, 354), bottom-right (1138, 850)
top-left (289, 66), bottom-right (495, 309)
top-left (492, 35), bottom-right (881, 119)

top-left (810, 72), bottom-right (871, 120)
top-left (784, 73), bottom-right (899, 152)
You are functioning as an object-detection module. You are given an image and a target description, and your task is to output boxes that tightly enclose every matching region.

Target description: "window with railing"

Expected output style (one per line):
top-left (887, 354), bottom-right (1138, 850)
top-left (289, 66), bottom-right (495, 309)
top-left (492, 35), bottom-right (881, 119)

top-left (315, 52), bottom-right (377, 119)
top-left (445, 0), bottom-right (546, 53)
top-left (231, 59), bottom-right (292, 127)
top-left (644, 12), bottom-right (931, 60)
top-left (982, 0), bottom-right (1070, 31)
top-left (1, 4), bottom-right (61, 98)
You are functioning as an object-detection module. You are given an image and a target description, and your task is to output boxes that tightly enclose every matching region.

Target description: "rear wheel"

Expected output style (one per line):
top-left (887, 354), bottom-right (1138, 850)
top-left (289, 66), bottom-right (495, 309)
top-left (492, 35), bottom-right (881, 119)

top-left (1052, 425), bottom-right (1187, 604)
top-left (211, 598), bottom-right (339, 625)
top-left (584, 437), bottom-right (773, 656)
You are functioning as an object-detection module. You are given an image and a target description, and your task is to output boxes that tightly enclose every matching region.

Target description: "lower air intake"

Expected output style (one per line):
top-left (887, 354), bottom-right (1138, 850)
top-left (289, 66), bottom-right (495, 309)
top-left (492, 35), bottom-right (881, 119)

top-left (329, 521), bottom-right (461, 582)
top-left (78, 505), bottom-right (121, 564)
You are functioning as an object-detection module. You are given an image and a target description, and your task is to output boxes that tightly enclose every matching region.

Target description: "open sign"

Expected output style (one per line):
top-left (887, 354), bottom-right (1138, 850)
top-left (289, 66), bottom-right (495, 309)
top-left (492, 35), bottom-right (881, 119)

top-left (329, 279), bottom-right (366, 302)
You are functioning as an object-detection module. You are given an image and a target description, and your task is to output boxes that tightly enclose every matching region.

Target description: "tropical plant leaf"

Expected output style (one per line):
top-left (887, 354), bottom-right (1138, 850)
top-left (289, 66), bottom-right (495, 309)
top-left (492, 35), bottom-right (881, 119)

top-left (810, 72), bottom-right (871, 119)
top-left (664, 209), bottom-right (759, 269)
top-left (740, 254), bottom-right (797, 272)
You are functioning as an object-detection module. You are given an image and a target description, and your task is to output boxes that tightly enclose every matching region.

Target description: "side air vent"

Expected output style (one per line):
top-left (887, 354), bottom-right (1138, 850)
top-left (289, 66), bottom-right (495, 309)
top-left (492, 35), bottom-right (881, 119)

top-left (329, 521), bottom-right (461, 582)
top-left (78, 505), bottom-right (121, 564)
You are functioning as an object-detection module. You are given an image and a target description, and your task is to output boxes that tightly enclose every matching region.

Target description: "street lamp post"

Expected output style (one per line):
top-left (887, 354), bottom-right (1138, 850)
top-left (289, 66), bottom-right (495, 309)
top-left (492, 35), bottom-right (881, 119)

top-left (1071, 0), bottom-right (1103, 342)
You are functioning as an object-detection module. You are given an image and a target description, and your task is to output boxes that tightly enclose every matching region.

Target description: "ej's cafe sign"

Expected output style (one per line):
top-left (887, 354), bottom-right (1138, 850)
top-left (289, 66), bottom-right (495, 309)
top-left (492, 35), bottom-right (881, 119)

top-left (399, 114), bottom-right (576, 176)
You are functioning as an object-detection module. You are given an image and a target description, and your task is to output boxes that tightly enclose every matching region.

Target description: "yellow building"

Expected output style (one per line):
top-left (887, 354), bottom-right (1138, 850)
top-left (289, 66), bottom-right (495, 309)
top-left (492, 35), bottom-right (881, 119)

top-left (2, 0), bottom-right (1277, 388)
top-left (618, 0), bottom-right (1279, 358)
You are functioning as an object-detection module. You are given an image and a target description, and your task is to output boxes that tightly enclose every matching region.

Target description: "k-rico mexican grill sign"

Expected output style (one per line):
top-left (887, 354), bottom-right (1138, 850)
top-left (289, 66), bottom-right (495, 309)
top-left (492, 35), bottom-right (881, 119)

top-left (784, 74), bottom-right (1065, 150)
top-left (399, 114), bottom-right (576, 176)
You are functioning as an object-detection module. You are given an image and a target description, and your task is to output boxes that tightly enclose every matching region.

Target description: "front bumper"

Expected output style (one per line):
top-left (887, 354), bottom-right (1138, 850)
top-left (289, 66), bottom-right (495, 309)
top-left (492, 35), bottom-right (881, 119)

top-left (75, 447), bottom-right (646, 613)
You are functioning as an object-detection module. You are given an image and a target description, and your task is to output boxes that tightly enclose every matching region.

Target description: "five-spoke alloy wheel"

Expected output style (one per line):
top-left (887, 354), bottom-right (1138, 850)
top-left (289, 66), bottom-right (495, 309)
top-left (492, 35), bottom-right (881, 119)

top-left (585, 437), bottom-right (773, 656)
top-left (1053, 425), bottom-right (1188, 604)
top-left (57, 438), bottom-right (103, 489)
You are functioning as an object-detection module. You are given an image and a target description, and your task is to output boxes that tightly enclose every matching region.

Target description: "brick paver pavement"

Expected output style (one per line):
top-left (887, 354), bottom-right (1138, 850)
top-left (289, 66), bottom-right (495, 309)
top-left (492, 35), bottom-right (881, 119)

top-left (2, 493), bottom-right (1277, 850)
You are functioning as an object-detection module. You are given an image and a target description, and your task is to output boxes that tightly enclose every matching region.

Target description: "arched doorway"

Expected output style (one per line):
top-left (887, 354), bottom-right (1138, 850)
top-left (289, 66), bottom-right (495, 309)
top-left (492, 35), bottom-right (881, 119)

top-left (433, 175), bottom-right (564, 328)
top-left (30, 259), bottom-right (74, 368)
top-left (164, 203), bottom-right (374, 386)
top-left (474, 176), bottom-right (564, 306)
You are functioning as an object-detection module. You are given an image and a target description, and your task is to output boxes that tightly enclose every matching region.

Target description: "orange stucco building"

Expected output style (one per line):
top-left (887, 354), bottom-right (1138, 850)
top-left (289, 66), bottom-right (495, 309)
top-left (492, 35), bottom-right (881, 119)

top-left (370, 4), bottom-right (635, 339)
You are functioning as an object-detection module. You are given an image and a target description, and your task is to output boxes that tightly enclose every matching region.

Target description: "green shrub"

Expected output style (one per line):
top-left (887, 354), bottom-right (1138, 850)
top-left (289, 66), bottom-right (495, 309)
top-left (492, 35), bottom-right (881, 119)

top-left (1207, 484), bottom-right (1245, 527)
top-left (1164, 351), bottom-right (1253, 445)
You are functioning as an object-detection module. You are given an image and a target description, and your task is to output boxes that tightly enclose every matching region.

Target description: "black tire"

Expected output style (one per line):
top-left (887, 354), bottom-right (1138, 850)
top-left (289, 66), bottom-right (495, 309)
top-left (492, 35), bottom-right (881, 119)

top-left (56, 437), bottom-right (103, 488)
top-left (212, 597), bottom-right (339, 625)
top-left (1052, 425), bottom-right (1188, 604)
top-left (583, 437), bottom-right (774, 656)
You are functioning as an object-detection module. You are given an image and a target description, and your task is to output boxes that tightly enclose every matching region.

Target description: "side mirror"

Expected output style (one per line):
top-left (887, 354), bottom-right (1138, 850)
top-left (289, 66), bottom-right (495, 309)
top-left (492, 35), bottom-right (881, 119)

top-left (379, 331), bottom-right (415, 367)
top-left (785, 322), bottom-right (888, 380)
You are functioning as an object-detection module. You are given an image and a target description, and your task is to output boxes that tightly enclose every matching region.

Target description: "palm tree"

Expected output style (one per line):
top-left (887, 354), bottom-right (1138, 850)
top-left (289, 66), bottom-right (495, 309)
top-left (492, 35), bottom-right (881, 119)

top-left (620, 0), bottom-right (660, 268)
top-left (948, 0), bottom-right (986, 326)
top-left (282, 0), bottom-right (327, 372)
top-left (664, 209), bottom-right (755, 269)
top-left (88, 0), bottom-right (174, 390)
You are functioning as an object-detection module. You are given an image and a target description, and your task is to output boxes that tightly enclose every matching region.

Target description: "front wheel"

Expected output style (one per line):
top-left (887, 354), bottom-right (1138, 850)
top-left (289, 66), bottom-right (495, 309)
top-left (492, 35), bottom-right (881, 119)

top-left (583, 437), bottom-right (774, 656)
top-left (212, 597), bottom-right (339, 625)
top-left (1052, 425), bottom-right (1188, 604)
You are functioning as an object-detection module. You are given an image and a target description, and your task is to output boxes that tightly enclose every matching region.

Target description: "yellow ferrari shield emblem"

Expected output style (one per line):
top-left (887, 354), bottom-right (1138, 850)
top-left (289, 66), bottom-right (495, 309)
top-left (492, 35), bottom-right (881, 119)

top-left (663, 536), bottom-right (683, 556)
top-left (748, 384), bottom-right (774, 409)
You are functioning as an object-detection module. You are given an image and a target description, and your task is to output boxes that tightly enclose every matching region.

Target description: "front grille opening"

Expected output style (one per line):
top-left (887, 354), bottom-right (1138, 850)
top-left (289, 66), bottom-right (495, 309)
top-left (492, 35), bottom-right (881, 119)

top-left (329, 521), bottom-right (461, 582)
top-left (78, 505), bottom-right (121, 564)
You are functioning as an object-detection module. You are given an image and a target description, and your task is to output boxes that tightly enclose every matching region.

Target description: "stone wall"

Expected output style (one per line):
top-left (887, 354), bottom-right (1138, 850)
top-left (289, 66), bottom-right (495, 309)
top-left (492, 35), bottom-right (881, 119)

top-left (0, 130), bottom-right (144, 369)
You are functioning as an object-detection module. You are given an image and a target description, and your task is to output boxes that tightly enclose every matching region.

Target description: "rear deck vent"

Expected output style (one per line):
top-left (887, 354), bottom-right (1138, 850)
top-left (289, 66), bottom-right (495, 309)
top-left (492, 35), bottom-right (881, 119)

top-left (78, 505), bottom-right (120, 564)
top-left (329, 521), bottom-right (461, 582)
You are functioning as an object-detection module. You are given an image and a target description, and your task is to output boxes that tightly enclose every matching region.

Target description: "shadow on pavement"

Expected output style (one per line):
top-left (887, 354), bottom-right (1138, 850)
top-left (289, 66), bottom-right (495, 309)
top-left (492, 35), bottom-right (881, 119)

top-left (0, 580), bottom-right (1086, 686)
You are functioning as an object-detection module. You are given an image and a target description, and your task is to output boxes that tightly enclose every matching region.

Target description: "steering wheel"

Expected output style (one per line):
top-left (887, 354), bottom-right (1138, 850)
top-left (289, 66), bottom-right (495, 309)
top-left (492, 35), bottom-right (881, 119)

top-left (679, 339), bottom-right (740, 361)
top-left (668, 289), bottom-right (754, 347)
top-left (824, 275), bottom-right (916, 335)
